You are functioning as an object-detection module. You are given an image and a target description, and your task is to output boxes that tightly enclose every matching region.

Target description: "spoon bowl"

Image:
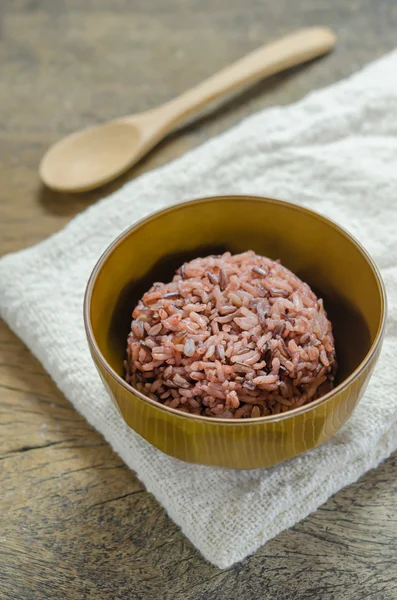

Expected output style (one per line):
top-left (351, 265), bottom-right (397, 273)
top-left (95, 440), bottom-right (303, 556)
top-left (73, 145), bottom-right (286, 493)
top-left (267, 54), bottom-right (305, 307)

top-left (40, 122), bottom-right (142, 192)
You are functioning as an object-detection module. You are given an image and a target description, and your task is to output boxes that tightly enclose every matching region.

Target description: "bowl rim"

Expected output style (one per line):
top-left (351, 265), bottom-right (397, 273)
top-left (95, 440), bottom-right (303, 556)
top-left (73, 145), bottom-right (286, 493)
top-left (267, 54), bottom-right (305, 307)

top-left (84, 194), bottom-right (387, 425)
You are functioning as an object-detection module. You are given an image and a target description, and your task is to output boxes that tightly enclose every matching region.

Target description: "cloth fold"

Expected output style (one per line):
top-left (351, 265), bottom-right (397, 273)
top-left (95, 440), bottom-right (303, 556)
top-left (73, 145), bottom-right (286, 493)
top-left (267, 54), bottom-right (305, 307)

top-left (1, 50), bottom-right (397, 568)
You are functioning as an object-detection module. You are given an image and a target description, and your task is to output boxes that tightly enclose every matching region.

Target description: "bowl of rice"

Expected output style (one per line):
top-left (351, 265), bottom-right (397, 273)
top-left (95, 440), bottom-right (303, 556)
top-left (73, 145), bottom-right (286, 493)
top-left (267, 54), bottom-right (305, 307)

top-left (84, 195), bottom-right (386, 469)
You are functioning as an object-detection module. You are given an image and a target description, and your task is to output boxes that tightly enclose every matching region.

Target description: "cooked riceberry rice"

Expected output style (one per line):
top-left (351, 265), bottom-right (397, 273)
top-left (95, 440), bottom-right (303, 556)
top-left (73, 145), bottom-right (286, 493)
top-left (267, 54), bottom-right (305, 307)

top-left (124, 251), bottom-right (337, 419)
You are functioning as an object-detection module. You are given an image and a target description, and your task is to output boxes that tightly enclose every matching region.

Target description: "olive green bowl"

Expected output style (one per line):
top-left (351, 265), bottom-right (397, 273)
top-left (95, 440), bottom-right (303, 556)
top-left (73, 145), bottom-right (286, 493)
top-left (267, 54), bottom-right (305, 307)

top-left (84, 195), bottom-right (386, 470)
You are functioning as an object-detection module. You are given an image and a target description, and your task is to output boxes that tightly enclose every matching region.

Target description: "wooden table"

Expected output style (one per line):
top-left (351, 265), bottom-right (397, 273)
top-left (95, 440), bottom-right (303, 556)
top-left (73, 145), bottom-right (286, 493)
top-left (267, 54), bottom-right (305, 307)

top-left (1, 1), bottom-right (396, 598)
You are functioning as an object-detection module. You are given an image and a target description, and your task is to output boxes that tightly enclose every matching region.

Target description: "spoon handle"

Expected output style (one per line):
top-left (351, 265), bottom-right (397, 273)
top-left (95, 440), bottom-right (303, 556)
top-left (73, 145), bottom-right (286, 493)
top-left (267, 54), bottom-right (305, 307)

top-left (155, 27), bottom-right (335, 128)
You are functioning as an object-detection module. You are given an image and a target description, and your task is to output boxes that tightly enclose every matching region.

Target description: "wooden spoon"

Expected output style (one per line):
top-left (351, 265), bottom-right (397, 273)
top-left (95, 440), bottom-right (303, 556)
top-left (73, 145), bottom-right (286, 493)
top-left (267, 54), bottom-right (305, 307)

top-left (40, 27), bottom-right (336, 193)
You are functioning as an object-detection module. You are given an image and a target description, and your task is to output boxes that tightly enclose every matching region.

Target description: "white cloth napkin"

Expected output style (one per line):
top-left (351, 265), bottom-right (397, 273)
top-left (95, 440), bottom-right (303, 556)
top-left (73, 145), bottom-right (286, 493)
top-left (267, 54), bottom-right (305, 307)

top-left (1, 50), bottom-right (397, 569)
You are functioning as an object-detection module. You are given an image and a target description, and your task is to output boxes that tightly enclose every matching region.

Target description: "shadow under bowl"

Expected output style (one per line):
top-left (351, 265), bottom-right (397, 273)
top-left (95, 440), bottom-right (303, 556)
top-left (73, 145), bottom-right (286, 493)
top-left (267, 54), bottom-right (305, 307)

top-left (84, 195), bottom-right (387, 469)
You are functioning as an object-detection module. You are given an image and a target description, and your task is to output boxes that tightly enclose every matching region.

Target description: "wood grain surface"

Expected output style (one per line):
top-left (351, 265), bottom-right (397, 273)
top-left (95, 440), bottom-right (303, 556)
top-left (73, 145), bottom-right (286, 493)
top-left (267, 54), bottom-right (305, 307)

top-left (1, 1), bottom-right (397, 598)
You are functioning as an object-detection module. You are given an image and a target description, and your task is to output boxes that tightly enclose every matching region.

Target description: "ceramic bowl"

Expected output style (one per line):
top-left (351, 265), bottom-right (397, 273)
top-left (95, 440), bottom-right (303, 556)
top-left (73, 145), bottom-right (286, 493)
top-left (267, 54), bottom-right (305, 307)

top-left (84, 196), bottom-right (386, 469)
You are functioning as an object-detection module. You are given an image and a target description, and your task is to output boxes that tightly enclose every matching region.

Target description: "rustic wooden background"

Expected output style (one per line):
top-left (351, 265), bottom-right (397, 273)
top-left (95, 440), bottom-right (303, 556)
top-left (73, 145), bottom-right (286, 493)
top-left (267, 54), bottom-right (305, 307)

top-left (1, 1), bottom-right (397, 598)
